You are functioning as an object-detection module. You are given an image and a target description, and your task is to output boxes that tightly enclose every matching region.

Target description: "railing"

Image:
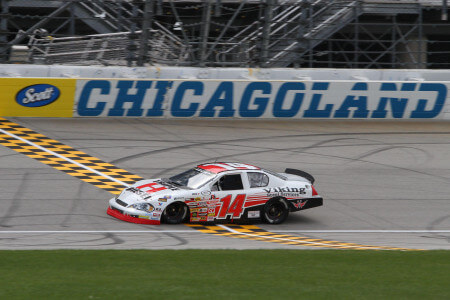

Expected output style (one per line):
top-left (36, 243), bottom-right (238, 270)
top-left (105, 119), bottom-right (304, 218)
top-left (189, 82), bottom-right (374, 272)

top-left (2, 0), bottom-right (450, 68)
top-left (27, 29), bottom-right (190, 66)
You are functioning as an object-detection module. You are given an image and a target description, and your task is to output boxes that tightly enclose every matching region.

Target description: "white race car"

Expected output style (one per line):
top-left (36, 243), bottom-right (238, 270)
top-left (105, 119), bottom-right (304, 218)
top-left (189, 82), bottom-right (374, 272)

top-left (107, 162), bottom-right (323, 225)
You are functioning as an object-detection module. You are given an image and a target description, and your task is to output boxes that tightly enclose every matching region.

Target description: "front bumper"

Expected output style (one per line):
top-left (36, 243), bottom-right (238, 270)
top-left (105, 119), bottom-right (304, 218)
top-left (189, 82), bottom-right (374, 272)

top-left (107, 206), bottom-right (161, 225)
top-left (107, 197), bottom-right (161, 225)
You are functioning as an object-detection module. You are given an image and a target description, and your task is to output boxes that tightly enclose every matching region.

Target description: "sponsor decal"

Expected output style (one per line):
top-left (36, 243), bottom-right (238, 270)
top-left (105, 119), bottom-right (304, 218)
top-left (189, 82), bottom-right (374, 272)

top-left (264, 187), bottom-right (306, 194)
top-left (16, 84), bottom-right (61, 107)
top-left (154, 179), bottom-right (179, 191)
top-left (150, 212), bottom-right (161, 220)
top-left (137, 182), bottom-right (167, 194)
top-left (293, 199), bottom-right (308, 209)
top-left (0, 78), bottom-right (75, 117)
top-left (126, 187), bottom-right (152, 200)
top-left (264, 187), bottom-right (306, 197)
top-left (248, 210), bottom-right (260, 218)
top-left (201, 190), bottom-right (211, 196)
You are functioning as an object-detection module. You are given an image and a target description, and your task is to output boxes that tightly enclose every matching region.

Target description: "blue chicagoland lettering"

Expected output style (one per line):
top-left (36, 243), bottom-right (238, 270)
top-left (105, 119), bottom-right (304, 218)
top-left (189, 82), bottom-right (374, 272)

top-left (370, 82), bottom-right (447, 118)
top-left (171, 81), bottom-right (203, 117)
top-left (272, 82), bottom-right (305, 117)
top-left (78, 80), bottom-right (110, 116)
top-left (199, 82), bottom-right (235, 117)
top-left (334, 82), bottom-right (369, 118)
top-left (371, 82), bottom-right (412, 118)
top-left (300, 82), bottom-right (446, 119)
top-left (239, 82), bottom-right (271, 117)
top-left (77, 80), bottom-right (447, 119)
top-left (108, 81), bottom-right (151, 116)
top-left (78, 80), bottom-right (173, 117)
top-left (410, 83), bottom-right (447, 118)
top-left (303, 82), bottom-right (332, 118)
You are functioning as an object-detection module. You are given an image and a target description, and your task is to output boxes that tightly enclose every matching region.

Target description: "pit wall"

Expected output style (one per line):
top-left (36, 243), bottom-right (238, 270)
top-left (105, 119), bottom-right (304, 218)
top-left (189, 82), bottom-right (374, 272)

top-left (1, 65), bottom-right (449, 120)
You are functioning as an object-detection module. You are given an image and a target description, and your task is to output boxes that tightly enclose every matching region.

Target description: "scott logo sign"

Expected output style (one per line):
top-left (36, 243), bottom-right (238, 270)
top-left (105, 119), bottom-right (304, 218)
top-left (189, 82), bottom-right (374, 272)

top-left (16, 84), bottom-right (60, 107)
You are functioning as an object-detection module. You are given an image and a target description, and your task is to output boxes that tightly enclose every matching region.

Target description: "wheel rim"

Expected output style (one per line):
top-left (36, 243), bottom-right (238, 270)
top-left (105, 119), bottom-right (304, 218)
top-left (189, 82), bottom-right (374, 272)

top-left (167, 203), bottom-right (183, 219)
top-left (267, 202), bottom-right (283, 219)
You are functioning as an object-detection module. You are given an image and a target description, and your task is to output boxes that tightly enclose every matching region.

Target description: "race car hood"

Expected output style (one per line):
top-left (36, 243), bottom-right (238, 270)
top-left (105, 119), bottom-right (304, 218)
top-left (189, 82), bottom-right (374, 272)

top-left (121, 178), bottom-right (185, 202)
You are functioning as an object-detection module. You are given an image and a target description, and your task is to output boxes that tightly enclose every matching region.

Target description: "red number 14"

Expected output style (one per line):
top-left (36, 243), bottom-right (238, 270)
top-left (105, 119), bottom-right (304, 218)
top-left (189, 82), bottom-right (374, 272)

top-left (218, 194), bottom-right (246, 219)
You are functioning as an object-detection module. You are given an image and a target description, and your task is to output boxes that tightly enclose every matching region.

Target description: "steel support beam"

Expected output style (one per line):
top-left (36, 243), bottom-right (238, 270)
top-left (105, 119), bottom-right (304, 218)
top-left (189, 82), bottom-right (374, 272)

top-left (8, 2), bottom-right (72, 46)
top-left (199, 0), bottom-right (212, 66)
top-left (138, 0), bottom-right (153, 66)
top-left (261, 0), bottom-right (273, 67)
top-left (0, 0), bottom-right (9, 62)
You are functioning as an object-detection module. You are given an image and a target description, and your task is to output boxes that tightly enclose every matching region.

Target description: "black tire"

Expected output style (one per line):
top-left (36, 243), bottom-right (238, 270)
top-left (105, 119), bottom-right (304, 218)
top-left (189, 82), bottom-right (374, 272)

top-left (262, 198), bottom-right (289, 224)
top-left (163, 202), bottom-right (188, 224)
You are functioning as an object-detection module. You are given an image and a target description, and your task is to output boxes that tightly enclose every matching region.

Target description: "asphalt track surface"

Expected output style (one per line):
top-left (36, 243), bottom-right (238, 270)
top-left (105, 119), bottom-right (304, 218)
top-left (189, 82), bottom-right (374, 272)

top-left (0, 118), bottom-right (449, 250)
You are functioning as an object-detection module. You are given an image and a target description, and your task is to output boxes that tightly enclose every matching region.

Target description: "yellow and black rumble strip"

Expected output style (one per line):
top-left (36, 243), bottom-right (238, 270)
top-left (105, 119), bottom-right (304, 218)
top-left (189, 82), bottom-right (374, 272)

top-left (0, 118), bottom-right (142, 194)
top-left (0, 117), bottom-right (419, 250)
top-left (187, 224), bottom-right (419, 250)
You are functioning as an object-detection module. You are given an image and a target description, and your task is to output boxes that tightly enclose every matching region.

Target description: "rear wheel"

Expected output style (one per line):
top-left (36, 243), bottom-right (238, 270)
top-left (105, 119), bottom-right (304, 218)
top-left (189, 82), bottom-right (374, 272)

top-left (163, 202), bottom-right (188, 224)
top-left (262, 198), bottom-right (289, 224)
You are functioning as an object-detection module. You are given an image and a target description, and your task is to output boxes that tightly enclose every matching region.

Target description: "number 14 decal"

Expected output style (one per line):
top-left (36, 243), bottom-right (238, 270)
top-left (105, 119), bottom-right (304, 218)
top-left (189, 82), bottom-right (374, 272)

top-left (217, 194), bottom-right (246, 219)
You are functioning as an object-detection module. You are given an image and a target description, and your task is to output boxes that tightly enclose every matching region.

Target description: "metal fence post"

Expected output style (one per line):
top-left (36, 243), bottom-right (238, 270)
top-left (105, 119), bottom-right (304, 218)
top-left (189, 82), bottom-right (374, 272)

top-left (0, 0), bottom-right (9, 62)
top-left (127, 4), bottom-right (139, 67)
top-left (261, 0), bottom-right (273, 68)
top-left (138, 0), bottom-right (153, 66)
top-left (443, 0), bottom-right (448, 20)
top-left (200, 0), bottom-right (212, 66)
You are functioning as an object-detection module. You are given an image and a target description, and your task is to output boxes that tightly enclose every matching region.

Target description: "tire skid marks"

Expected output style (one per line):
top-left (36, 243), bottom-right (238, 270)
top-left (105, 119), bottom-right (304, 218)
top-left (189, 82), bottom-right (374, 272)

top-left (0, 118), bottom-right (142, 194)
top-left (187, 224), bottom-right (420, 250)
top-left (0, 118), bottom-right (421, 250)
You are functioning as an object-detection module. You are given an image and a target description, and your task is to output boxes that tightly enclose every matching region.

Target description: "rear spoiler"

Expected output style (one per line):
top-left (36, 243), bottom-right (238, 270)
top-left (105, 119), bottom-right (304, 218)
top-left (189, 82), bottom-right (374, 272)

top-left (284, 168), bottom-right (315, 184)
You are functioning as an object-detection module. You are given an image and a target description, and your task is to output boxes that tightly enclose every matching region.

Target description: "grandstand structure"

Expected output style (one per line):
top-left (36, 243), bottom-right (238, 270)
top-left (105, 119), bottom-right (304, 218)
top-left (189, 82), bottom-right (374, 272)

top-left (0, 0), bottom-right (449, 68)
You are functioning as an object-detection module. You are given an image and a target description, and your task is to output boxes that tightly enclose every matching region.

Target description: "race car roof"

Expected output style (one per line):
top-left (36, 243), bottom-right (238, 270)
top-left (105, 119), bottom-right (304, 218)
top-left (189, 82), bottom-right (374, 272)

top-left (197, 162), bottom-right (260, 174)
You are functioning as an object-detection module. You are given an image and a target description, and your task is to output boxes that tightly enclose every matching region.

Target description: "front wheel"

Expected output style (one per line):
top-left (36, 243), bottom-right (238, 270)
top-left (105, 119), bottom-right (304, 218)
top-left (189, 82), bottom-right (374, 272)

top-left (163, 202), bottom-right (188, 224)
top-left (262, 198), bottom-right (289, 224)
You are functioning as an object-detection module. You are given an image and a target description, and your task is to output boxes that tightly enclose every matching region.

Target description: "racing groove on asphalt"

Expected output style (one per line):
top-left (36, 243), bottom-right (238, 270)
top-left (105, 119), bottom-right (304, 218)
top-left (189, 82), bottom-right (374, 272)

top-left (0, 117), bottom-right (449, 250)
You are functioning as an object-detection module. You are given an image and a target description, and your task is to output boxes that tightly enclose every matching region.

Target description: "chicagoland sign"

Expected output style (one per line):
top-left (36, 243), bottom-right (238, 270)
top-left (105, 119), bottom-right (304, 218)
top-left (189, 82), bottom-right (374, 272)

top-left (74, 80), bottom-right (448, 119)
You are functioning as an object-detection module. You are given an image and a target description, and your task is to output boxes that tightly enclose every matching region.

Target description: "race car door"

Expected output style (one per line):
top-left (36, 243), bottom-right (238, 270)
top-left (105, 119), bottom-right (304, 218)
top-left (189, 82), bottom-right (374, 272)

top-left (210, 173), bottom-right (247, 221)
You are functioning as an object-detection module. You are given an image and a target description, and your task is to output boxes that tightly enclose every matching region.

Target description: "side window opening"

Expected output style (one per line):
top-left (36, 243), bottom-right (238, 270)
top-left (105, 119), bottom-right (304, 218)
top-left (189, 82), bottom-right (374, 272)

top-left (247, 172), bottom-right (269, 188)
top-left (218, 174), bottom-right (243, 191)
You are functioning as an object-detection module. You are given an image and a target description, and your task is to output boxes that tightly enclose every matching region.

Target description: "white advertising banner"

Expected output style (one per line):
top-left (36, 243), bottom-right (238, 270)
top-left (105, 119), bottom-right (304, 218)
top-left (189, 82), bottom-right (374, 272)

top-left (74, 79), bottom-right (450, 120)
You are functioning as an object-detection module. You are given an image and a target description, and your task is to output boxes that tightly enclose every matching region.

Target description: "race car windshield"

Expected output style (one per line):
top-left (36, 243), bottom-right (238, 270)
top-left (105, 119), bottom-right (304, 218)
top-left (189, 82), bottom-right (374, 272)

top-left (169, 168), bottom-right (216, 189)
